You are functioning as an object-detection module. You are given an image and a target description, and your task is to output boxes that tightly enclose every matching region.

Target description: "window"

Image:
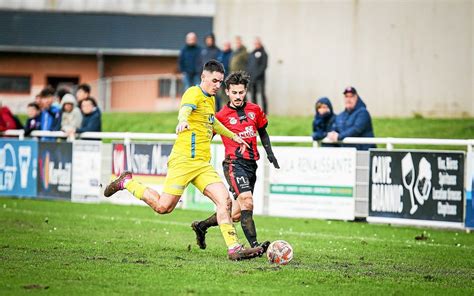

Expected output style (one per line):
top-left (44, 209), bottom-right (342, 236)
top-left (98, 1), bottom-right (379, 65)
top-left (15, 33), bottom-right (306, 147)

top-left (0, 75), bottom-right (31, 93)
top-left (158, 77), bottom-right (185, 99)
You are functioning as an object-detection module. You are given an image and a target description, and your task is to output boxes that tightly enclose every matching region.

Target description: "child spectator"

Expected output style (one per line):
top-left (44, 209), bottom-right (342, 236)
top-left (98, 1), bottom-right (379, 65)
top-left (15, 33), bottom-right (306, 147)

top-left (312, 97), bottom-right (336, 142)
top-left (24, 102), bottom-right (41, 136)
top-left (60, 94), bottom-right (82, 133)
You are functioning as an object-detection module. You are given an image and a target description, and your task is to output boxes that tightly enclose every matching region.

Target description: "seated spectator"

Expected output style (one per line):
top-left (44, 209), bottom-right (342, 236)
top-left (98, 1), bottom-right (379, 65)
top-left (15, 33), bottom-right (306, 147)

top-left (76, 97), bottom-right (101, 133)
top-left (24, 102), bottom-right (41, 136)
top-left (312, 97), bottom-right (336, 142)
top-left (327, 86), bottom-right (376, 150)
top-left (0, 103), bottom-right (22, 132)
top-left (60, 94), bottom-right (82, 133)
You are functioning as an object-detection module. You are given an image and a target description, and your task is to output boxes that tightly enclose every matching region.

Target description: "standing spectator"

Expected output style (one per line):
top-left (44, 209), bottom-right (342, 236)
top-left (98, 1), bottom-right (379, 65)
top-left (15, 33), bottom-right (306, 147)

top-left (247, 37), bottom-right (269, 113)
top-left (179, 32), bottom-right (202, 90)
top-left (312, 97), bottom-right (336, 145)
top-left (0, 103), bottom-right (21, 132)
top-left (218, 41), bottom-right (232, 75)
top-left (76, 83), bottom-right (91, 108)
top-left (56, 88), bottom-right (71, 104)
top-left (230, 36), bottom-right (248, 72)
top-left (24, 102), bottom-right (41, 136)
top-left (76, 97), bottom-right (101, 133)
top-left (39, 86), bottom-right (61, 141)
top-left (60, 93), bottom-right (82, 133)
top-left (201, 33), bottom-right (221, 65)
top-left (327, 87), bottom-right (376, 150)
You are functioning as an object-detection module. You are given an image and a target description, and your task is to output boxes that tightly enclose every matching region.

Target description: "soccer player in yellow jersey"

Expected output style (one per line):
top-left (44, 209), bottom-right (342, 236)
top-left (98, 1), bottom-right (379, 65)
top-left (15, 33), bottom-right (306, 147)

top-left (104, 60), bottom-right (264, 261)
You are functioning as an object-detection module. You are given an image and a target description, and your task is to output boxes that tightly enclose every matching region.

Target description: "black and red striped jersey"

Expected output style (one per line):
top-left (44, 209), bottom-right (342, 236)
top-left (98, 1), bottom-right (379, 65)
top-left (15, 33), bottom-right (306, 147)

top-left (216, 102), bottom-right (268, 161)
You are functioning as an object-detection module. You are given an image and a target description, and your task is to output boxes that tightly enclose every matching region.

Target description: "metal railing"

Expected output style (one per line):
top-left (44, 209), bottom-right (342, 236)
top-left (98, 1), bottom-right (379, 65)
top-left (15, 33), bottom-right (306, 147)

top-left (3, 129), bottom-right (473, 151)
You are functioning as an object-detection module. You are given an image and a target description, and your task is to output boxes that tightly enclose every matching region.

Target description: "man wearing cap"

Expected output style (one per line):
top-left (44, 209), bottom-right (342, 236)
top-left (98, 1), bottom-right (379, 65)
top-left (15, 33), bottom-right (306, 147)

top-left (327, 86), bottom-right (376, 150)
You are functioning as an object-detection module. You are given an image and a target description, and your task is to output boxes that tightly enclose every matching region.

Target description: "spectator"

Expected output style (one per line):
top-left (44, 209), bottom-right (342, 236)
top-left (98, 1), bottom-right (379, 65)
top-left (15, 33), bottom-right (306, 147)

top-left (0, 103), bottom-right (21, 132)
top-left (178, 32), bottom-right (202, 90)
top-left (60, 93), bottom-right (82, 133)
top-left (76, 83), bottom-right (91, 108)
top-left (218, 41), bottom-right (232, 75)
top-left (312, 97), bottom-right (336, 144)
top-left (201, 33), bottom-right (221, 65)
top-left (24, 102), bottom-right (41, 136)
top-left (76, 97), bottom-right (101, 133)
top-left (247, 37), bottom-right (268, 113)
top-left (56, 88), bottom-right (71, 104)
top-left (230, 36), bottom-right (248, 72)
top-left (327, 87), bottom-right (376, 150)
top-left (39, 86), bottom-right (61, 140)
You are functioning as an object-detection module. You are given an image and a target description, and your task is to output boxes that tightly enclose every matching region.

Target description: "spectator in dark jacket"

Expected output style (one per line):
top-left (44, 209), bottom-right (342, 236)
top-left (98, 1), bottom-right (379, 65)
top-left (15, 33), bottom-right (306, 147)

top-left (24, 102), bottom-right (41, 136)
top-left (328, 87), bottom-right (376, 150)
top-left (218, 41), bottom-right (232, 75)
top-left (312, 97), bottom-right (336, 143)
top-left (179, 32), bottom-right (202, 90)
top-left (247, 37), bottom-right (269, 113)
top-left (76, 97), bottom-right (101, 133)
top-left (201, 33), bottom-right (221, 65)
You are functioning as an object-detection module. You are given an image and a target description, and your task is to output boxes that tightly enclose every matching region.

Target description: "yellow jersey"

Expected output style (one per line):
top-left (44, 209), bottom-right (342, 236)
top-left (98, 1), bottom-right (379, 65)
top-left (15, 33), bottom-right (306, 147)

top-left (171, 86), bottom-right (216, 161)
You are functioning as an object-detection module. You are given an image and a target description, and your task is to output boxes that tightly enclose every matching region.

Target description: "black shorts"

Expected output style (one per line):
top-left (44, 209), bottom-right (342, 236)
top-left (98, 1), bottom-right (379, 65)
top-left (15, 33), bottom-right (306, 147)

top-left (223, 158), bottom-right (258, 199)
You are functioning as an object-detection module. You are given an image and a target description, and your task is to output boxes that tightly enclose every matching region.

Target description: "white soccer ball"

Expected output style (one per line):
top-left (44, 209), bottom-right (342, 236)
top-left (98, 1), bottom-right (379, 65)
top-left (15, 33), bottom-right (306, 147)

top-left (267, 240), bottom-right (293, 265)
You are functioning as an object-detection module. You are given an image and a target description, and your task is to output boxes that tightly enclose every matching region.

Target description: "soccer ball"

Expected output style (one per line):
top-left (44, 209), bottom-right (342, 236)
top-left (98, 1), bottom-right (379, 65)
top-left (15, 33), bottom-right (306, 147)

top-left (267, 240), bottom-right (293, 265)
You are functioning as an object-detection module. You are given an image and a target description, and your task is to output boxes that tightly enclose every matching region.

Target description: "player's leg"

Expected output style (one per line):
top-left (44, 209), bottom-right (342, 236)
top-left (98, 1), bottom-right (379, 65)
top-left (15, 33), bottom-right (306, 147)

top-left (202, 181), bottom-right (263, 260)
top-left (191, 194), bottom-right (241, 250)
top-left (236, 162), bottom-right (270, 252)
top-left (103, 171), bottom-right (181, 214)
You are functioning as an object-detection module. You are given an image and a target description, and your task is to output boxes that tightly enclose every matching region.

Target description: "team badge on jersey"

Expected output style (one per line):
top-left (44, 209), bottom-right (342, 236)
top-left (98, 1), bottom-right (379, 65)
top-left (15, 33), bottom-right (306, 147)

top-left (229, 117), bottom-right (237, 125)
top-left (248, 112), bottom-right (256, 120)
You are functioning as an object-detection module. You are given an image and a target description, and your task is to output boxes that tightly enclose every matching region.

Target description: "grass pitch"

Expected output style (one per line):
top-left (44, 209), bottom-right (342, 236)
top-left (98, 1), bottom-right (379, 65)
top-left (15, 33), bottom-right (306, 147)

top-left (1, 198), bottom-right (473, 295)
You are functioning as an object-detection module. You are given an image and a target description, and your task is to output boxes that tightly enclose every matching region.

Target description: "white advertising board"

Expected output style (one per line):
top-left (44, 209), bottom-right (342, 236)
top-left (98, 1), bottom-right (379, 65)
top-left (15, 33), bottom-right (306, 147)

top-left (72, 141), bottom-right (102, 203)
top-left (268, 147), bottom-right (357, 220)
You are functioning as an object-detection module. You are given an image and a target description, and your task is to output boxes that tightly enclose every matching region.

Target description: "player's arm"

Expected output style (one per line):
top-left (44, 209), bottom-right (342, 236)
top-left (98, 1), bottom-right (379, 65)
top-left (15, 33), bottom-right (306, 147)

top-left (176, 105), bottom-right (193, 134)
top-left (258, 127), bottom-right (280, 169)
top-left (213, 117), bottom-right (249, 153)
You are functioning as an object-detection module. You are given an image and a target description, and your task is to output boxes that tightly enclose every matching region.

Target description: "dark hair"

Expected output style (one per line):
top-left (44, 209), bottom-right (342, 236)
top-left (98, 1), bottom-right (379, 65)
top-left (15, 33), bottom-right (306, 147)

top-left (56, 88), bottom-right (70, 100)
top-left (39, 86), bottom-right (55, 98)
top-left (77, 83), bottom-right (91, 94)
top-left (81, 96), bottom-right (98, 108)
top-left (203, 59), bottom-right (224, 74)
top-left (27, 102), bottom-right (40, 110)
top-left (225, 71), bottom-right (250, 89)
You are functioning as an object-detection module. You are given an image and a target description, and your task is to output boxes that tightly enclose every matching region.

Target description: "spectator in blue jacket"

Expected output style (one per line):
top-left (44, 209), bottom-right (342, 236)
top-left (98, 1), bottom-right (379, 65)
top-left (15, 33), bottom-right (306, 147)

top-left (218, 41), bottom-right (232, 75)
top-left (179, 32), bottom-right (202, 90)
top-left (327, 87), bottom-right (376, 150)
top-left (76, 97), bottom-right (101, 134)
top-left (312, 97), bottom-right (336, 144)
top-left (39, 86), bottom-right (61, 141)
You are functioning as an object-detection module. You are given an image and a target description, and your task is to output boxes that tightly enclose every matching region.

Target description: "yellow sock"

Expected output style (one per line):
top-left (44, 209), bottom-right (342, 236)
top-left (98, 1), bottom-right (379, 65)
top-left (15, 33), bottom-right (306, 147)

top-left (219, 223), bottom-right (239, 248)
top-left (124, 179), bottom-right (146, 200)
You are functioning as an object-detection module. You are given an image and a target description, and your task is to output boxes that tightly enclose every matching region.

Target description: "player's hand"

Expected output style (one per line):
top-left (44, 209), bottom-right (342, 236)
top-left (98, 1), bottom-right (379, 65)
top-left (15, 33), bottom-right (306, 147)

top-left (176, 121), bottom-right (189, 134)
top-left (232, 135), bottom-right (250, 154)
top-left (267, 154), bottom-right (280, 169)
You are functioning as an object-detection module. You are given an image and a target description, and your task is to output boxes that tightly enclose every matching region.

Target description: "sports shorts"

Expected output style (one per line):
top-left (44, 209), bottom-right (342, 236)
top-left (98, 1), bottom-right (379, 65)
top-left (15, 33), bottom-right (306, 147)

top-left (163, 153), bottom-right (222, 196)
top-left (223, 158), bottom-right (258, 199)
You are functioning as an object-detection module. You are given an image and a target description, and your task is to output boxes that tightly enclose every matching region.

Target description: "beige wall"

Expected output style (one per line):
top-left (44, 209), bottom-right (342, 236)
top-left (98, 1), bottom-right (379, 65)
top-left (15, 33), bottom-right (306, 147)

top-left (214, 0), bottom-right (473, 117)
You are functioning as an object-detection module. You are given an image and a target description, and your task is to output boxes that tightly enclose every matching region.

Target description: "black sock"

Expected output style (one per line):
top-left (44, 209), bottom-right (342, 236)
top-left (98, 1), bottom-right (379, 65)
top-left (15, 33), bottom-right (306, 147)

top-left (240, 210), bottom-right (258, 247)
top-left (198, 213), bottom-right (218, 230)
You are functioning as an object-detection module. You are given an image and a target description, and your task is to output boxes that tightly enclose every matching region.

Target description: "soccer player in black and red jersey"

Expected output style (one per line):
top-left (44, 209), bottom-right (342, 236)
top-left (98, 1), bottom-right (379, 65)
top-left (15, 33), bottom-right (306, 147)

top-left (191, 71), bottom-right (279, 253)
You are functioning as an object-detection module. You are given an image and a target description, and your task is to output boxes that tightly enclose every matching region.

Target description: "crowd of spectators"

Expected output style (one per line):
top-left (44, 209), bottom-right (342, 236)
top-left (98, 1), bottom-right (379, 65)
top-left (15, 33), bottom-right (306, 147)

top-left (21, 83), bottom-right (102, 140)
top-left (178, 33), bottom-right (269, 113)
